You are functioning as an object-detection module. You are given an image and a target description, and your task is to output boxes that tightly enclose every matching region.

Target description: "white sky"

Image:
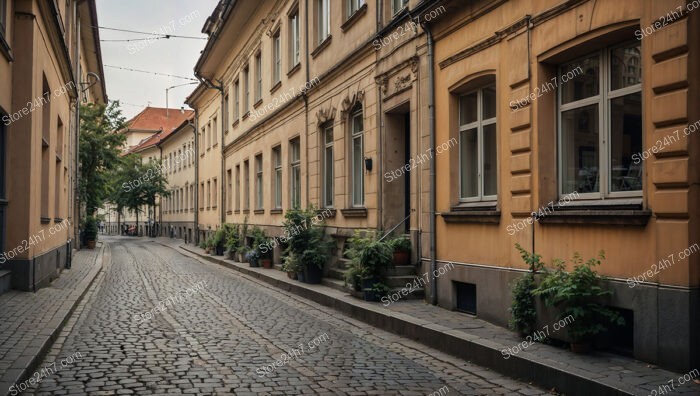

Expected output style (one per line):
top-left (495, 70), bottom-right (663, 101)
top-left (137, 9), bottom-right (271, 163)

top-left (96, 0), bottom-right (219, 119)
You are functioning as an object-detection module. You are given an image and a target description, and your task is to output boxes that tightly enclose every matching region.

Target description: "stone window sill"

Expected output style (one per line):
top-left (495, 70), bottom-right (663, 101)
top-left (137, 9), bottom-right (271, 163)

top-left (287, 63), bottom-right (301, 78)
top-left (311, 35), bottom-right (332, 59)
top-left (537, 199), bottom-right (650, 226)
top-left (318, 208), bottom-right (336, 218)
top-left (253, 209), bottom-right (264, 214)
top-left (270, 208), bottom-right (283, 214)
top-left (341, 207), bottom-right (367, 218)
top-left (341, 4), bottom-right (367, 32)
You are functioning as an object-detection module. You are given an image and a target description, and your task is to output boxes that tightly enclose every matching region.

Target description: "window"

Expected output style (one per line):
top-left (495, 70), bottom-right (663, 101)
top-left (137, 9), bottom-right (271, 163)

top-left (289, 9), bottom-right (300, 67)
top-left (273, 146), bottom-right (282, 209)
top-left (459, 83), bottom-right (497, 201)
top-left (347, 0), bottom-right (364, 17)
top-left (224, 94), bottom-right (229, 133)
top-left (255, 51), bottom-right (263, 102)
top-left (0, 0), bottom-right (6, 37)
top-left (392, 0), bottom-right (408, 15)
top-left (207, 122), bottom-right (212, 149)
top-left (227, 169), bottom-right (232, 211)
top-left (212, 117), bottom-right (218, 146)
top-left (317, 0), bottom-right (330, 44)
top-left (233, 80), bottom-right (240, 121)
top-left (558, 41), bottom-right (642, 198)
top-left (243, 160), bottom-right (250, 210)
top-left (272, 30), bottom-right (281, 84)
top-left (199, 182), bottom-right (204, 209)
top-left (255, 154), bottom-right (263, 209)
top-left (235, 164), bottom-right (241, 211)
top-left (213, 178), bottom-right (218, 208)
top-left (200, 128), bottom-right (205, 154)
top-left (290, 138), bottom-right (301, 208)
top-left (243, 67), bottom-right (249, 114)
top-left (350, 106), bottom-right (364, 206)
top-left (55, 118), bottom-right (64, 218)
top-left (41, 76), bottom-right (51, 219)
top-left (322, 125), bottom-right (334, 207)
top-left (207, 180), bottom-right (211, 208)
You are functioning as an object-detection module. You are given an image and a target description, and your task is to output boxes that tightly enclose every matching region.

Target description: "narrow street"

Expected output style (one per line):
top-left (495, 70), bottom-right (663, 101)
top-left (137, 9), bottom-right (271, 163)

top-left (25, 237), bottom-right (546, 395)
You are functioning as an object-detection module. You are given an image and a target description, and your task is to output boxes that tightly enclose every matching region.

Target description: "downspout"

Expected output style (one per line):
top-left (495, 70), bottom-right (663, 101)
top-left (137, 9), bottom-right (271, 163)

top-left (158, 143), bottom-right (163, 237)
top-left (218, 79), bottom-right (225, 226)
top-left (421, 21), bottom-right (437, 306)
top-left (74, 0), bottom-right (82, 249)
top-left (304, 0), bottom-right (310, 207)
top-left (376, 0), bottom-right (383, 232)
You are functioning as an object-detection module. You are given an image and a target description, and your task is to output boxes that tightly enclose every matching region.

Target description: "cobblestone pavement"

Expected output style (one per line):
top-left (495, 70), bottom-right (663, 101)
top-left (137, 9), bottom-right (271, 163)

top-left (24, 236), bottom-right (550, 395)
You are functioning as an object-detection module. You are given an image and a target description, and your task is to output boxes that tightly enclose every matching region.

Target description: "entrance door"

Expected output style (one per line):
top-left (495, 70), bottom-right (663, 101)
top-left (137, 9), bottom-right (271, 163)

top-left (383, 105), bottom-right (411, 234)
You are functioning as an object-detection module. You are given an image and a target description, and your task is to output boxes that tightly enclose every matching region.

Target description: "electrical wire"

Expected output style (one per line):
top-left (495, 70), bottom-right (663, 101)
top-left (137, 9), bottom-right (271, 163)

top-left (104, 65), bottom-right (198, 81)
top-left (101, 37), bottom-right (169, 43)
top-left (92, 25), bottom-right (207, 40)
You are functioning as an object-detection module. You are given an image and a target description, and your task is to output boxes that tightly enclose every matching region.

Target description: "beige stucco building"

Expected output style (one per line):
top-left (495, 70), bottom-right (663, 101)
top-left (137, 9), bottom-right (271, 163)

top-left (0, 0), bottom-right (106, 292)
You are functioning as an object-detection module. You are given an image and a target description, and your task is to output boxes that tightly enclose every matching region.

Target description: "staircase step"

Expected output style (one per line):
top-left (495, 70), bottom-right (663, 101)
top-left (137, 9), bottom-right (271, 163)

top-left (327, 268), bottom-right (346, 281)
top-left (386, 275), bottom-right (425, 288)
top-left (0, 270), bottom-right (12, 295)
top-left (386, 265), bottom-right (419, 277)
top-left (322, 278), bottom-right (352, 293)
top-left (387, 286), bottom-right (425, 300)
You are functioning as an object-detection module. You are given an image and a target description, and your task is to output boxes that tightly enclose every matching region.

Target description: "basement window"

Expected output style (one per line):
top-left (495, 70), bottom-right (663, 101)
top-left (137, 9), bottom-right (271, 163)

top-left (454, 281), bottom-right (477, 315)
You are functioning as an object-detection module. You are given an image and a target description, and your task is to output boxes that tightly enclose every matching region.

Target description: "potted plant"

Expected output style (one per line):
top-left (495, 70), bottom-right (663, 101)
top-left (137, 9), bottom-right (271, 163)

top-left (250, 227), bottom-right (272, 268)
top-left (534, 251), bottom-right (625, 353)
top-left (282, 207), bottom-right (332, 284)
top-left (203, 237), bottom-right (214, 254)
top-left (212, 228), bottom-right (226, 256)
top-left (245, 249), bottom-right (260, 267)
top-left (82, 216), bottom-right (98, 249)
top-left (509, 244), bottom-right (546, 337)
top-left (224, 224), bottom-right (241, 259)
top-left (388, 236), bottom-right (411, 266)
top-left (345, 230), bottom-right (393, 301)
top-left (282, 253), bottom-right (301, 280)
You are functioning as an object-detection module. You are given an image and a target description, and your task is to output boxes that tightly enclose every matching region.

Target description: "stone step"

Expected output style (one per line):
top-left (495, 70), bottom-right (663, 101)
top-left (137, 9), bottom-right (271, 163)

top-left (327, 267), bottom-right (346, 281)
top-left (322, 278), bottom-right (351, 293)
top-left (0, 270), bottom-right (11, 295)
top-left (387, 286), bottom-right (425, 301)
top-left (386, 275), bottom-right (424, 288)
top-left (386, 265), bottom-right (419, 277)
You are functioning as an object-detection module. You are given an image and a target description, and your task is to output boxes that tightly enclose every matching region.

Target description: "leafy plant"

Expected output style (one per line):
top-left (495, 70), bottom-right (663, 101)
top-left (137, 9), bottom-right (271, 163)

top-left (224, 224), bottom-right (241, 254)
top-left (533, 251), bottom-right (624, 343)
top-left (509, 272), bottom-right (538, 336)
top-left (212, 228), bottom-right (227, 251)
top-left (249, 226), bottom-right (269, 257)
top-left (82, 216), bottom-right (98, 242)
top-left (281, 252), bottom-right (302, 273)
top-left (282, 206), bottom-right (332, 271)
top-left (388, 236), bottom-right (411, 253)
top-left (344, 230), bottom-right (393, 287)
top-left (245, 249), bottom-right (260, 265)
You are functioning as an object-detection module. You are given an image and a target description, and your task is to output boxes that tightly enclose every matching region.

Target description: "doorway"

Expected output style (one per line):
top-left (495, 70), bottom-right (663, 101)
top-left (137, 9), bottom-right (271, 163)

top-left (383, 104), bottom-right (411, 234)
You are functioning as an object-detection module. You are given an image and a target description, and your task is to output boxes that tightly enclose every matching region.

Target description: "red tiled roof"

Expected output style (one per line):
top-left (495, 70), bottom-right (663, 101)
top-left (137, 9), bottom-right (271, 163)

top-left (124, 107), bottom-right (194, 134)
top-left (127, 112), bottom-right (194, 154)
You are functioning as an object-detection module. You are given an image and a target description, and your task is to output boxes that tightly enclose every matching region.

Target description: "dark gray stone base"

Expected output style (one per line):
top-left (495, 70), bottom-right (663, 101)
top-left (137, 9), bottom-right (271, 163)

top-left (0, 242), bottom-right (70, 291)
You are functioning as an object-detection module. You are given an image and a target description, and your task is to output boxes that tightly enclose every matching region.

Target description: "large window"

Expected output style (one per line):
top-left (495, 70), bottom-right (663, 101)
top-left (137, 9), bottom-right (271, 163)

top-left (272, 30), bottom-right (281, 84)
top-left (459, 84), bottom-right (497, 201)
top-left (290, 138), bottom-right (301, 208)
top-left (322, 126), bottom-right (334, 207)
top-left (235, 165), bottom-right (241, 211)
top-left (317, 0), bottom-right (330, 44)
top-left (255, 154), bottom-right (263, 209)
top-left (227, 169), bottom-right (232, 212)
top-left (255, 51), bottom-right (263, 102)
top-left (289, 8), bottom-right (300, 67)
top-left (243, 160), bottom-right (250, 210)
top-left (392, 0), bottom-right (408, 15)
top-left (243, 67), bottom-right (250, 115)
top-left (273, 146), bottom-right (282, 209)
top-left (558, 41), bottom-right (642, 198)
top-left (350, 106), bottom-right (364, 207)
top-left (347, 0), bottom-right (365, 18)
top-left (233, 80), bottom-right (240, 121)
top-left (224, 94), bottom-right (229, 133)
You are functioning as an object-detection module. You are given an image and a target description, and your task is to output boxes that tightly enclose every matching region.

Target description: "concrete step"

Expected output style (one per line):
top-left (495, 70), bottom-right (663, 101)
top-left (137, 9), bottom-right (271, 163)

top-left (322, 278), bottom-right (351, 293)
top-left (386, 275), bottom-right (423, 288)
top-left (387, 286), bottom-right (425, 300)
top-left (327, 267), bottom-right (346, 281)
top-left (0, 270), bottom-right (11, 295)
top-left (386, 265), bottom-right (419, 277)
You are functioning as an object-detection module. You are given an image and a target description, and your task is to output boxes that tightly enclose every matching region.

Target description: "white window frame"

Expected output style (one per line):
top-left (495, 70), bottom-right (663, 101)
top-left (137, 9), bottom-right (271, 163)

top-left (459, 84), bottom-right (497, 202)
top-left (255, 52), bottom-right (262, 102)
top-left (243, 67), bottom-right (250, 114)
top-left (350, 107), bottom-right (364, 207)
top-left (392, 0), bottom-right (408, 15)
top-left (289, 10), bottom-right (300, 67)
top-left (273, 146), bottom-right (282, 209)
top-left (347, 0), bottom-right (364, 18)
top-left (290, 139), bottom-right (301, 208)
top-left (322, 125), bottom-right (334, 208)
top-left (233, 79), bottom-right (240, 121)
top-left (557, 42), bottom-right (642, 200)
top-left (273, 31), bottom-right (281, 84)
top-left (317, 0), bottom-right (330, 44)
top-left (255, 154), bottom-right (264, 209)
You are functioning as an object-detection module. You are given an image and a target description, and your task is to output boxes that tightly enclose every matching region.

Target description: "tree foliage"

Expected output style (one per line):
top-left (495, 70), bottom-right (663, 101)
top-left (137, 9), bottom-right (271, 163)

top-left (79, 101), bottom-right (127, 215)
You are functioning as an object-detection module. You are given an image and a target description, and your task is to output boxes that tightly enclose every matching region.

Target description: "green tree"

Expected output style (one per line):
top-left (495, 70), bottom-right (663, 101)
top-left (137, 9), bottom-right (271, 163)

top-left (111, 154), bottom-right (169, 237)
top-left (79, 101), bottom-right (127, 215)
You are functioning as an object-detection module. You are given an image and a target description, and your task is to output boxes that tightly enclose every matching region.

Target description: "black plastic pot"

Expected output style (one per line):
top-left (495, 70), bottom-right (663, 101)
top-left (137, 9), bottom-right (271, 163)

top-left (361, 277), bottom-right (382, 302)
top-left (215, 245), bottom-right (225, 256)
top-left (297, 271), bottom-right (306, 283)
top-left (304, 265), bottom-right (323, 284)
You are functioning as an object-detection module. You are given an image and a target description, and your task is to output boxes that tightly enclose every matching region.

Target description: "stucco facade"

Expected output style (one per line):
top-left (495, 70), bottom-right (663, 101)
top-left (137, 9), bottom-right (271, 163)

top-left (0, 0), bottom-right (106, 291)
top-left (426, 0), bottom-right (699, 371)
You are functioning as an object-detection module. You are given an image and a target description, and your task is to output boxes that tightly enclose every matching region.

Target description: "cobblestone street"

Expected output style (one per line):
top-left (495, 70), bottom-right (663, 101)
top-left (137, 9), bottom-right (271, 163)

top-left (21, 237), bottom-right (547, 395)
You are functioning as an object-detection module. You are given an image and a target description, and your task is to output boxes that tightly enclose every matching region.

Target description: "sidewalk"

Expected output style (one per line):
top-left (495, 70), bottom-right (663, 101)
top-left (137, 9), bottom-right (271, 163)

top-left (169, 238), bottom-right (699, 396)
top-left (0, 244), bottom-right (104, 396)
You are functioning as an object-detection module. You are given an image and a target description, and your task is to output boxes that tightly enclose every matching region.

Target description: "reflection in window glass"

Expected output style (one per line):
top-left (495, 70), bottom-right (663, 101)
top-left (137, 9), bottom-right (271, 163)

top-left (561, 55), bottom-right (599, 104)
top-left (610, 92), bottom-right (642, 192)
top-left (561, 104), bottom-right (599, 194)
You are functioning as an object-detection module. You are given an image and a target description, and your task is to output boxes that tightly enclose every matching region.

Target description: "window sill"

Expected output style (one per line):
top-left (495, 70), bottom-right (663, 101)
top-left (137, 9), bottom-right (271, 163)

top-left (227, 210), bottom-right (233, 215)
top-left (441, 207), bottom-right (501, 224)
top-left (341, 4), bottom-right (367, 32)
top-left (232, 119), bottom-right (239, 128)
top-left (242, 112), bottom-right (250, 121)
top-left (270, 208), bottom-right (283, 215)
top-left (54, 218), bottom-right (63, 223)
top-left (340, 207), bottom-right (367, 218)
top-left (287, 63), bottom-right (301, 78)
top-left (253, 209), bottom-right (264, 214)
top-left (234, 210), bottom-right (241, 214)
top-left (242, 209), bottom-right (250, 214)
top-left (318, 208), bottom-right (336, 218)
top-left (41, 217), bottom-right (52, 224)
top-left (212, 143), bottom-right (218, 149)
top-left (253, 98), bottom-right (263, 109)
top-left (311, 35), bottom-right (332, 59)
top-left (270, 81), bottom-right (282, 94)
top-left (537, 199), bottom-right (650, 226)
top-left (0, 33), bottom-right (12, 62)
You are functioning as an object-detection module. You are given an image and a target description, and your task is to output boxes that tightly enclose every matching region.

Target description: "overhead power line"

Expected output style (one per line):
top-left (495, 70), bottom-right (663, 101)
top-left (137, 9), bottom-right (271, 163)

top-left (92, 25), bottom-right (207, 40)
top-left (104, 65), bottom-right (198, 82)
top-left (101, 37), bottom-right (169, 43)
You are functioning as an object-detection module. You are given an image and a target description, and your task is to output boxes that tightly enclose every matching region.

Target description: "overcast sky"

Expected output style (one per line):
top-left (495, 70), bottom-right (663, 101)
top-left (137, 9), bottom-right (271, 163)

top-left (96, 0), bottom-right (219, 119)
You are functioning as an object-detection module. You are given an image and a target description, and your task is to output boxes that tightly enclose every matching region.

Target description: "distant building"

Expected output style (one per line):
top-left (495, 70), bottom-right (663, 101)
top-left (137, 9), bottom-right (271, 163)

top-left (0, 0), bottom-right (107, 292)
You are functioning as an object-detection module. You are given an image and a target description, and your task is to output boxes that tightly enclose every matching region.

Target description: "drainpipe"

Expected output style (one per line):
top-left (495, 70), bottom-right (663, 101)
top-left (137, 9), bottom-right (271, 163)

top-left (157, 143), bottom-right (163, 237)
top-left (74, 1), bottom-right (82, 250)
top-left (192, 111), bottom-right (200, 244)
top-left (218, 79), bottom-right (226, 226)
top-left (376, 0), bottom-right (383, 232)
top-left (421, 21), bottom-right (437, 306)
top-left (304, 0), bottom-right (310, 207)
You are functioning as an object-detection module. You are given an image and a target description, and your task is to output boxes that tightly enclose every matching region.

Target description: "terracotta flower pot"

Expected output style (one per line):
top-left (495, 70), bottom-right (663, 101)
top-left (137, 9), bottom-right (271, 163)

top-left (286, 271), bottom-right (297, 280)
top-left (86, 240), bottom-right (96, 249)
top-left (261, 258), bottom-right (273, 269)
top-left (393, 250), bottom-right (410, 266)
